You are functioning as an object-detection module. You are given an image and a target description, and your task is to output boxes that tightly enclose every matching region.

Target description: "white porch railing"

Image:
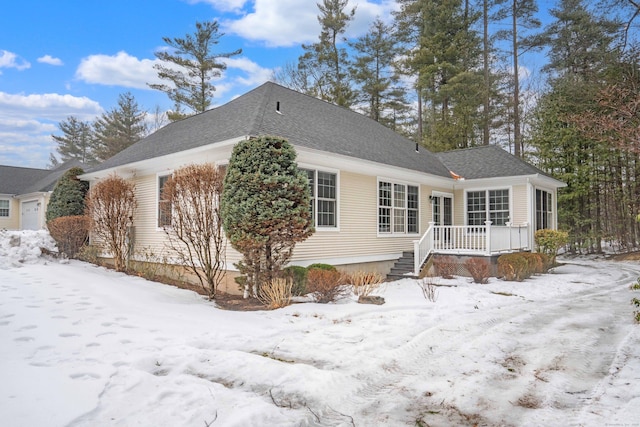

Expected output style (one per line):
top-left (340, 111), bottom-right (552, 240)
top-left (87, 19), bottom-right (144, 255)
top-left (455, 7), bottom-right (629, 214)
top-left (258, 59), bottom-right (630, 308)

top-left (413, 221), bottom-right (530, 275)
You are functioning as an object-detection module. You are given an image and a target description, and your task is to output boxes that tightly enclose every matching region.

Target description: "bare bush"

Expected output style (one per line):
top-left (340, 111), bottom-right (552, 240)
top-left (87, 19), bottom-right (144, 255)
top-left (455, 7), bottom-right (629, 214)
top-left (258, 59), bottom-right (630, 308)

top-left (47, 215), bottom-right (90, 258)
top-left (161, 163), bottom-right (226, 300)
top-left (258, 278), bottom-right (293, 309)
top-left (307, 269), bottom-right (348, 303)
top-left (418, 276), bottom-right (439, 302)
top-left (434, 256), bottom-right (456, 279)
top-left (85, 175), bottom-right (136, 272)
top-left (347, 271), bottom-right (384, 297)
top-left (464, 258), bottom-right (490, 284)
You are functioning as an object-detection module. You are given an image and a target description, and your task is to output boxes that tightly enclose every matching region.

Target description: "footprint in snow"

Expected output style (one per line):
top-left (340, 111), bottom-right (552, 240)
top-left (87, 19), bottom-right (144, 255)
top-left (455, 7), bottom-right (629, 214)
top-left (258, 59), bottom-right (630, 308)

top-left (69, 372), bottom-right (101, 380)
top-left (59, 332), bottom-right (80, 338)
top-left (14, 336), bottom-right (34, 342)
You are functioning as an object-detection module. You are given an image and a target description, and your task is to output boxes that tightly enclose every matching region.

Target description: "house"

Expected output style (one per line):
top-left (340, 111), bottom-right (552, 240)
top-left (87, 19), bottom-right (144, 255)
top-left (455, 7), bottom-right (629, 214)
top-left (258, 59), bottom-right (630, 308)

top-left (80, 82), bottom-right (564, 289)
top-left (0, 160), bottom-right (85, 231)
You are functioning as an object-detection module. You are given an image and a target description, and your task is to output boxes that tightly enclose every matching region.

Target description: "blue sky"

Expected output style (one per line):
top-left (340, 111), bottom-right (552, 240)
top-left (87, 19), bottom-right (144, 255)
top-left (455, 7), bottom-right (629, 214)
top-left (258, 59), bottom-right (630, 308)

top-left (0, 0), bottom-right (396, 169)
top-left (1, 0), bottom-right (552, 169)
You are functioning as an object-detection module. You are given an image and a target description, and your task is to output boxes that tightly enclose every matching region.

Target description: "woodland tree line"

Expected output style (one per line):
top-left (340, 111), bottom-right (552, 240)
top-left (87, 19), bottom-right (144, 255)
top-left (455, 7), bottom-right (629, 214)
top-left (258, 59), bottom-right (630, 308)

top-left (51, 0), bottom-right (640, 254)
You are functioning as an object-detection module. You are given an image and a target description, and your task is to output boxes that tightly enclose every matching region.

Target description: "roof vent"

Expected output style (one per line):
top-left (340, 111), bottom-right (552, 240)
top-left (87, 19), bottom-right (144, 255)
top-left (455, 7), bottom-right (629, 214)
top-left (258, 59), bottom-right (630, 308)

top-left (276, 101), bottom-right (283, 115)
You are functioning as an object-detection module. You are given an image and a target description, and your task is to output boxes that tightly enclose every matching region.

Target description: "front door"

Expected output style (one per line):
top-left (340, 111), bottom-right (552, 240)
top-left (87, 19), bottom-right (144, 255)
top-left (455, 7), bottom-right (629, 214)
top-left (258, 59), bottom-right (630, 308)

top-left (432, 194), bottom-right (453, 244)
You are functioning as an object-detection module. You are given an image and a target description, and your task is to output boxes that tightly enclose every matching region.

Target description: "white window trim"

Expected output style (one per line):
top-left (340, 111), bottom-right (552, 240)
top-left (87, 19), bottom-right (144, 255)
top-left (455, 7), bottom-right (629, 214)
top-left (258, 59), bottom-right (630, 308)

top-left (0, 197), bottom-right (11, 218)
top-left (430, 191), bottom-right (454, 224)
top-left (156, 171), bottom-right (173, 231)
top-left (534, 186), bottom-right (555, 230)
top-left (377, 177), bottom-right (421, 237)
top-left (298, 164), bottom-right (340, 232)
top-left (464, 186), bottom-right (512, 227)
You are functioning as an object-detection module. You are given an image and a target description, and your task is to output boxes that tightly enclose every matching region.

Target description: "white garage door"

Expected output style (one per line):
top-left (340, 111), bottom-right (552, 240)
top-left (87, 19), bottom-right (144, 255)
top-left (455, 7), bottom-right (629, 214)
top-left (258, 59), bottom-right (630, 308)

top-left (21, 201), bottom-right (39, 230)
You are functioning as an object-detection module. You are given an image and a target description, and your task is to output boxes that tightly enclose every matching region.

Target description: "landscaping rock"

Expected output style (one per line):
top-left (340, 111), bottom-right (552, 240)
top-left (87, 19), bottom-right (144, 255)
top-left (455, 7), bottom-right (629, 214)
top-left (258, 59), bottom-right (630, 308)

top-left (358, 295), bottom-right (385, 305)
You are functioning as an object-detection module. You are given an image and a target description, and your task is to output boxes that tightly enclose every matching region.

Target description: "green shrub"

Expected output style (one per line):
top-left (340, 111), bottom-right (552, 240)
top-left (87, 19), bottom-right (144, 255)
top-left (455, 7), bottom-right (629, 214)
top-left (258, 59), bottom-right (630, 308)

top-left (46, 167), bottom-right (88, 222)
top-left (535, 229), bottom-right (569, 264)
top-left (283, 266), bottom-right (308, 296)
top-left (497, 254), bottom-right (529, 282)
top-left (307, 263), bottom-right (337, 272)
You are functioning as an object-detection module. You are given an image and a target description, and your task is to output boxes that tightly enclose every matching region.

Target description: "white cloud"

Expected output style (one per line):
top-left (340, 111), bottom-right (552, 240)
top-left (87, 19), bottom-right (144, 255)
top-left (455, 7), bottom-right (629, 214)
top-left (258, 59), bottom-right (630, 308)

top-left (184, 0), bottom-right (247, 12)
top-left (37, 55), bottom-right (63, 66)
top-left (0, 93), bottom-right (103, 168)
top-left (223, 57), bottom-right (273, 86)
top-left (0, 50), bottom-right (31, 72)
top-left (0, 92), bottom-right (102, 121)
top-left (75, 51), bottom-right (161, 89)
top-left (222, 0), bottom-right (396, 48)
top-left (222, 0), bottom-right (320, 47)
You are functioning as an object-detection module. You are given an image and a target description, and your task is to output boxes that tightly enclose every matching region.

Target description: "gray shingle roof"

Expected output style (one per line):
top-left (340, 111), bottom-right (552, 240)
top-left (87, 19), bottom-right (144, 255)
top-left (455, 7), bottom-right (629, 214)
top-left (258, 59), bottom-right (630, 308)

top-left (436, 145), bottom-right (549, 180)
top-left (0, 160), bottom-right (85, 195)
top-left (0, 166), bottom-right (51, 194)
top-left (87, 82), bottom-right (453, 178)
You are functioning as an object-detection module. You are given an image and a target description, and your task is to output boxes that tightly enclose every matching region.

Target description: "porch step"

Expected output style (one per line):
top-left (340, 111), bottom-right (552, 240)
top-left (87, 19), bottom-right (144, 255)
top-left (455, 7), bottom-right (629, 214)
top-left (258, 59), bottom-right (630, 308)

top-left (386, 251), bottom-right (418, 281)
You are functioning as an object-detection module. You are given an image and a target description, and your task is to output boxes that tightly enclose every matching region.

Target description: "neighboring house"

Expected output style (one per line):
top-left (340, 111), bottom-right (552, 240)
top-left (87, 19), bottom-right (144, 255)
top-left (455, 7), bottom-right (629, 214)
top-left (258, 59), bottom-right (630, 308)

top-left (0, 160), bottom-right (85, 231)
top-left (81, 82), bottom-right (564, 288)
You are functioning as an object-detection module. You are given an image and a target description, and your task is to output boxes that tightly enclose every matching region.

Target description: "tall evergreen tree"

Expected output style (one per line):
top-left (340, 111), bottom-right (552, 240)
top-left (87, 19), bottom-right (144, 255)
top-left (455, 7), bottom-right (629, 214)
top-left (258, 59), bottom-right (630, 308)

top-left (350, 19), bottom-right (409, 127)
top-left (51, 116), bottom-right (95, 165)
top-left (298, 0), bottom-right (356, 107)
top-left (93, 92), bottom-right (147, 161)
top-left (528, 0), bottom-right (619, 252)
top-left (45, 167), bottom-right (89, 223)
top-left (221, 136), bottom-right (314, 298)
top-left (493, 0), bottom-right (541, 157)
top-left (149, 20), bottom-right (242, 121)
top-left (394, 0), bottom-right (485, 151)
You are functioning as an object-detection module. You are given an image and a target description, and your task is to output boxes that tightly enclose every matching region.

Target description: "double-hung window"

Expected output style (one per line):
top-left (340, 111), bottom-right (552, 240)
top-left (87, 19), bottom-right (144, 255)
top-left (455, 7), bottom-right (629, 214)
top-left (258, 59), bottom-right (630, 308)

top-left (304, 169), bottom-right (337, 228)
top-left (466, 189), bottom-right (509, 226)
top-left (158, 174), bottom-right (172, 227)
top-left (536, 189), bottom-right (553, 230)
top-left (379, 181), bottom-right (419, 234)
top-left (0, 199), bottom-right (9, 217)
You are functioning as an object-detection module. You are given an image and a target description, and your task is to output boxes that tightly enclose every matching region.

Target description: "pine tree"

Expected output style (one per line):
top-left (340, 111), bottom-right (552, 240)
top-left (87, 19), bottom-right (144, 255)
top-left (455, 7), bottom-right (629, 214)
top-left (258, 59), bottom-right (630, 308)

top-left (45, 167), bottom-right (89, 222)
top-left (350, 19), bottom-right (409, 127)
top-left (528, 0), bottom-right (619, 252)
top-left (394, 0), bottom-right (485, 150)
top-left (493, 0), bottom-right (541, 156)
top-left (298, 0), bottom-right (356, 107)
top-left (149, 20), bottom-right (242, 120)
top-left (93, 92), bottom-right (147, 161)
top-left (51, 116), bottom-right (95, 165)
top-left (221, 136), bottom-right (314, 298)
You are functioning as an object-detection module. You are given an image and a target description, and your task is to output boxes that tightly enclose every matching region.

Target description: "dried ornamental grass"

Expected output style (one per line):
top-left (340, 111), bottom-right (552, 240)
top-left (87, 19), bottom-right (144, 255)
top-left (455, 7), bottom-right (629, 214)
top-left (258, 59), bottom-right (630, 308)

top-left (348, 271), bottom-right (384, 297)
top-left (258, 278), bottom-right (293, 310)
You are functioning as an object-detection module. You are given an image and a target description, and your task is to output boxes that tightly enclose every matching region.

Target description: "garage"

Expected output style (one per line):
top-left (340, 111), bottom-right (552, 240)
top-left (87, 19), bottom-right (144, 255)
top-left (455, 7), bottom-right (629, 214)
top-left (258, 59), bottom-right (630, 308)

top-left (21, 200), bottom-right (40, 230)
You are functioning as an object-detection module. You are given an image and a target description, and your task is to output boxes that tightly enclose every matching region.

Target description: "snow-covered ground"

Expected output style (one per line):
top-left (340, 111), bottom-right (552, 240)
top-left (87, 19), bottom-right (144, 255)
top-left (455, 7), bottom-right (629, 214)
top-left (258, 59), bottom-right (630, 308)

top-left (1, 230), bottom-right (639, 426)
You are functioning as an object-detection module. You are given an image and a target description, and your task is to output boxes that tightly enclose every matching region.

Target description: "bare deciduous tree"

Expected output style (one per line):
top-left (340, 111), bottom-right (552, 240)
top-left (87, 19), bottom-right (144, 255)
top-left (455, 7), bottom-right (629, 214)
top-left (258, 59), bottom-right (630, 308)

top-left (160, 163), bottom-right (226, 299)
top-left (86, 175), bottom-right (136, 272)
